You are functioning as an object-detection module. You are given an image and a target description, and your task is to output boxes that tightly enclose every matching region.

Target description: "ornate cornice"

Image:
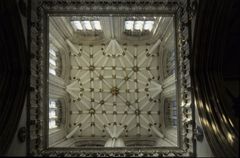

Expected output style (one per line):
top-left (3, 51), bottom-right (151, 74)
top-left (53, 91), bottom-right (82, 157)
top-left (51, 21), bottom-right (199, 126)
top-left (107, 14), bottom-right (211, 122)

top-left (39, 150), bottom-right (184, 157)
top-left (38, 0), bottom-right (180, 14)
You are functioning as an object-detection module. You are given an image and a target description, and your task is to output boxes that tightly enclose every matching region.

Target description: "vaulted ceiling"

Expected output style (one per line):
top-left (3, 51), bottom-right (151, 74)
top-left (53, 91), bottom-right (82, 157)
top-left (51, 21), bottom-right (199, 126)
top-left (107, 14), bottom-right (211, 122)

top-left (66, 40), bottom-right (163, 139)
top-left (50, 16), bottom-right (173, 45)
top-left (49, 15), bottom-right (176, 147)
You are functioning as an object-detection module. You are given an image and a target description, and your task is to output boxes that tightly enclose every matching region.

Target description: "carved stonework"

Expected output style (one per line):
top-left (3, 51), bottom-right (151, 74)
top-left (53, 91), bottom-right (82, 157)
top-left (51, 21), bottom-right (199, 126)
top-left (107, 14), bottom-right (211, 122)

top-left (39, 147), bottom-right (189, 157)
top-left (29, 0), bottom-right (196, 156)
top-left (18, 127), bottom-right (27, 143)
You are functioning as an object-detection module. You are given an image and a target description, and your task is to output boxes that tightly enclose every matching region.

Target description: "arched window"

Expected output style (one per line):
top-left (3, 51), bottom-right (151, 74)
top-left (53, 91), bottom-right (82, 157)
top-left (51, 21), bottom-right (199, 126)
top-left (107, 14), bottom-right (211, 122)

top-left (49, 99), bottom-right (62, 129)
top-left (165, 50), bottom-right (175, 78)
top-left (49, 46), bottom-right (62, 77)
top-left (164, 99), bottom-right (177, 128)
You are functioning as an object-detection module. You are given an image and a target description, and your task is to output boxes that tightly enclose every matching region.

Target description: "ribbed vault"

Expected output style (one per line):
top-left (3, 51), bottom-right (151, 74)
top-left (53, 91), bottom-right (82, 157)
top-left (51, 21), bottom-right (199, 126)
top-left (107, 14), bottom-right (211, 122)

top-left (65, 38), bottom-right (164, 146)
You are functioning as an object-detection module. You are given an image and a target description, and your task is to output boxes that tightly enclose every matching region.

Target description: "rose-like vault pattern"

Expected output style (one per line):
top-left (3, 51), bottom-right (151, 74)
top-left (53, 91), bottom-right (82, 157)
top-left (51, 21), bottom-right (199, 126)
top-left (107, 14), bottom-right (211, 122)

top-left (65, 39), bottom-right (164, 145)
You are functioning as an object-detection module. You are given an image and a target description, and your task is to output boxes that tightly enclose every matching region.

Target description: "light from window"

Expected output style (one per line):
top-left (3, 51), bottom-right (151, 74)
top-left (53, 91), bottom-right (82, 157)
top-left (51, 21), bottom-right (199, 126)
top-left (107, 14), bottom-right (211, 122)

top-left (49, 49), bottom-right (56, 57)
top-left (92, 21), bottom-right (101, 30)
top-left (49, 100), bottom-right (60, 129)
top-left (49, 119), bottom-right (57, 129)
top-left (134, 21), bottom-right (144, 31)
top-left (49, 109), bottom-right (56, 118)
top-left (71, 21), bottom-right (83, 31)
top-left (83, 21), bottom-right (92, 30)
top-left (49, 101), bottom-right (56, 108)
top-left (143, 21), bottom-right (154, 31)
top-left (125, 20), bottom-right (134, 30)
top-left (49, 58), bottom-right (56, 66)
top-left (49, 45), bottom-right (61, 77)
top-left (49, 68), bottom-right (56, 75)
top-left (125, 19), bottom-right (155, 32)
top-left (71, 20), bottom-right (102, 31)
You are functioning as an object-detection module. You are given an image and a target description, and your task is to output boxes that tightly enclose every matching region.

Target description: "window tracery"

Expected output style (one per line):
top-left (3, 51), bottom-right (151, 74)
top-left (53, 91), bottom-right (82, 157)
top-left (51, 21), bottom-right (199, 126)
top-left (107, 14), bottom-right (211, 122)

top-left (49, 99), bottom-right (62, 129)
top-left (49, 47), bottom-right (62, 77)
